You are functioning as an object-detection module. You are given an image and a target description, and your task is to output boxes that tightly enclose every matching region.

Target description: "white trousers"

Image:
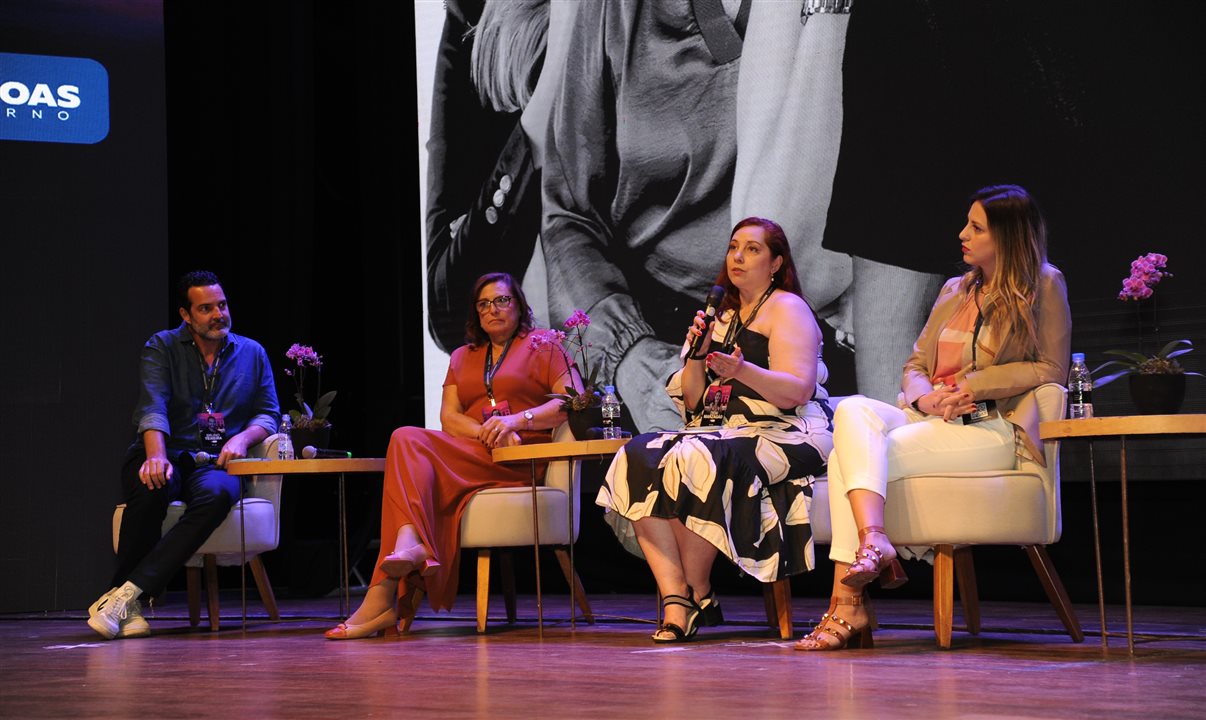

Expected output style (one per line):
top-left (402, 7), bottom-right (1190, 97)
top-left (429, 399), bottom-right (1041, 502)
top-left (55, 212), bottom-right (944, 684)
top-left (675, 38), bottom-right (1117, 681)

top-left (826, 396), bottom-right (1016, 563)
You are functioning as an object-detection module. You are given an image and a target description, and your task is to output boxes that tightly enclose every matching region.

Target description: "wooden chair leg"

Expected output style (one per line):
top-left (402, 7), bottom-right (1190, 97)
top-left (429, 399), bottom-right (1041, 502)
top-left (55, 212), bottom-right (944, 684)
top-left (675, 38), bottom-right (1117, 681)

top-left (203, 554), bottom-right (220, 632)
top-left (762, 584), bottom-right (778, 629)
top-left (476, 550), bottom-right (491, 634)
top-left (500, 549), bottom-right (518, 624)
top-left (953, 546), bottom-right (981, 635)
top-left (933, 544), bottom-right (955, 649)
top-left (553, 548), bottom-right (594, 624)
top-left (770, 578), bottom-right (793, 640)
top-left (186, 566), bottom-right (202, 628)
top-left (248, 556), bottom-right (279, 621)
top-left (1024, 545), bottom-right (1085, 643)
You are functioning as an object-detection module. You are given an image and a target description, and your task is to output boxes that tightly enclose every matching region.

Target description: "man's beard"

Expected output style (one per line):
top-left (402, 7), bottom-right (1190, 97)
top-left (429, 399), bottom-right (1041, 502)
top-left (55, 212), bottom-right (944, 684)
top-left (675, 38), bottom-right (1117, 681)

top-left (195, 319), bottom-right (230, 341)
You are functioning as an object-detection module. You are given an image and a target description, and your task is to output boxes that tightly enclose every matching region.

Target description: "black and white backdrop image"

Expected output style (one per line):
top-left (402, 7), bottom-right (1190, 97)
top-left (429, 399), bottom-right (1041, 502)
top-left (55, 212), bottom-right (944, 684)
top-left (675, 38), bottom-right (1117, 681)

top-left (416, 0), bottom-right (1206, 433)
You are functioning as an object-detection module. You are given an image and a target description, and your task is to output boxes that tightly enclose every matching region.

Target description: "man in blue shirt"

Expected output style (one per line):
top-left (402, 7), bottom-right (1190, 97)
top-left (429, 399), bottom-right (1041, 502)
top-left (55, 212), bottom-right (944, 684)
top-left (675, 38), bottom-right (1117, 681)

top-left (89, 271), bottom-right (280, 639)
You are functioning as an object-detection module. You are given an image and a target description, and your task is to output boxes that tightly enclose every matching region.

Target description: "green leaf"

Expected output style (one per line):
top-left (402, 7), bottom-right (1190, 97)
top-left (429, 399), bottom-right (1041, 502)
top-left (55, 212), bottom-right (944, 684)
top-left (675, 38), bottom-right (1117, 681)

top-left (1091, 359), bottom-right (1135, 375)
top-left (1102, 349), bottom-right (1149, 364)
top-left (1092, 369), bottom-right (1135, 387)
top-left (1154, 339), bottom-right (1193, 359)
top-left (313, 390), bottom-right (337, 419)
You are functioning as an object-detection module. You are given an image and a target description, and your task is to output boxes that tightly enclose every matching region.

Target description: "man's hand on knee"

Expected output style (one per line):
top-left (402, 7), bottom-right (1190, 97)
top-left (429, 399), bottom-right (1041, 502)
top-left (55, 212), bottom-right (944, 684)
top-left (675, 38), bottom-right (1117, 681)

top-left (139, 456), bottom-right (173, 489)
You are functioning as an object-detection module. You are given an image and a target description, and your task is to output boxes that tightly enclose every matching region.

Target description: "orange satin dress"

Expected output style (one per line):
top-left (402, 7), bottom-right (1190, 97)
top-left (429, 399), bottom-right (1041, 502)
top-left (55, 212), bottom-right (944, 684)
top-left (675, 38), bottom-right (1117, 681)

top-left (372, 336), bottom-right (569, 611)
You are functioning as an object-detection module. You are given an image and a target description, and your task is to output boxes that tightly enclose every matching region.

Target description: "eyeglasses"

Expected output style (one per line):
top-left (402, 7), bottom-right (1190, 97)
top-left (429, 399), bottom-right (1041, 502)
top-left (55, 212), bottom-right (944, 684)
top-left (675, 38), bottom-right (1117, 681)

top-left (475, 295), bottom-right (513, 313)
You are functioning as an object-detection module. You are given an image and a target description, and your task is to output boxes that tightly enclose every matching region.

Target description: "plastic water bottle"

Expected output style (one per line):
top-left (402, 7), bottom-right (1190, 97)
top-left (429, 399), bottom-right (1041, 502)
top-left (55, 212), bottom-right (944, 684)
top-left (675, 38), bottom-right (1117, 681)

top-left (278, 414), bottom-right (295, 460)
top-left (1068, 353), bottom-right (1094, 419)
top-left (601, 385), bottom-right (621, 440)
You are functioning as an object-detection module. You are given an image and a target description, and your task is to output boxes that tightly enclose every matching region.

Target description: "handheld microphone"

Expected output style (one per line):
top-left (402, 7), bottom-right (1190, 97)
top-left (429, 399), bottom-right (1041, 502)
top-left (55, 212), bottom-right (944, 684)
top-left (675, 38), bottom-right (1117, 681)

top-left (688, 285), bottom-right (726, 358)
top-left (302, 446), bottom-right (353, 459)
top-left (192, 451), bottom-right (215, 465)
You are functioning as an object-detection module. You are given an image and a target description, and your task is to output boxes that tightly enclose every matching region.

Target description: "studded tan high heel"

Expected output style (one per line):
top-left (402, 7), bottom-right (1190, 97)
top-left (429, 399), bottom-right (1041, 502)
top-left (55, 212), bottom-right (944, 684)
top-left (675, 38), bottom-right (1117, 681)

top-left (793, 594), bottom-right (873, 651)
top-left (841, 525), bottom-right (908, 590)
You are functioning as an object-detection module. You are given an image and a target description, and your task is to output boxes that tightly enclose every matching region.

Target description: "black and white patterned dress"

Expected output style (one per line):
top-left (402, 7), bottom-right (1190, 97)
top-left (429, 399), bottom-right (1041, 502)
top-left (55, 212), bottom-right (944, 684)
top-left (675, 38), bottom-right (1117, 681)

top-left (596, 329), bottom-right (834, 581)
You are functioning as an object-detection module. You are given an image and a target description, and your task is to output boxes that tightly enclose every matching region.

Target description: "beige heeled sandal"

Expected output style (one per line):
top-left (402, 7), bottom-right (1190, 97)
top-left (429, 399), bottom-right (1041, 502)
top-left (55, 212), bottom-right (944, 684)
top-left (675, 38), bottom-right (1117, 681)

top-left (378, 546), bottom-right (439, 580)
top-left (324, 606), bottom-right (400, 640)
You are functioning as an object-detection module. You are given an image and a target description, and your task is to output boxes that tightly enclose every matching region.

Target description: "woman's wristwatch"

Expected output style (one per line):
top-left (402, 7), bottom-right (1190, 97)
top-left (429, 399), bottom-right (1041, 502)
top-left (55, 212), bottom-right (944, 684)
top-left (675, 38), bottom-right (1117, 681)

top-left (523, 410), bottom-right (534, 430)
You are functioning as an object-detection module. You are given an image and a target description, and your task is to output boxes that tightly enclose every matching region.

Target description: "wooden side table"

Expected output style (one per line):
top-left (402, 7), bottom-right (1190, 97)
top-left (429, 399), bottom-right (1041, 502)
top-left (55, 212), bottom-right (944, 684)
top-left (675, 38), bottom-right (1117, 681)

top-left (227, 457), bottom-right (386, 625)
top-left (1040, 414), bottom-right (1206, 653)
top-left (492, 438), bottom-right (628, 634)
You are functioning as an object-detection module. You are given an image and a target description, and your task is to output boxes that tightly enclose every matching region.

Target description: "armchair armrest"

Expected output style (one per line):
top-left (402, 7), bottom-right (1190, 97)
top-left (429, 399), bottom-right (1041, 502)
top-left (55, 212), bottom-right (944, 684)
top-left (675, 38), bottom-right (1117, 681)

top-left (244, 434), bottom-right (283, 504)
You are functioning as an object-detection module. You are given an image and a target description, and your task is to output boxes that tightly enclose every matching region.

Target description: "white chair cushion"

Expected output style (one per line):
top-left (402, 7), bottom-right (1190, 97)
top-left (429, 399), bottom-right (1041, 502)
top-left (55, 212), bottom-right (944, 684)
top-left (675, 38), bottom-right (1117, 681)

top-left (810, 470), bottom-right (1052, 547)
top-left (459, 486), bottom-right (575, 547)
top-left (163, 499), bottom-right (280, 566)
top-left (459, 423), bottom-right (582, 549)
top-left (810, 384), bottom-right (1067, 551)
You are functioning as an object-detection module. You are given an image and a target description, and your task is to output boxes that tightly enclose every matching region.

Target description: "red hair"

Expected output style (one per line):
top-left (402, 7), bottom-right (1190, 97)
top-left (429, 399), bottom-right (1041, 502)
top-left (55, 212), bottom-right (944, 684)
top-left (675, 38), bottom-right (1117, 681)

top-left (713, 217), bottom-right (806, 316)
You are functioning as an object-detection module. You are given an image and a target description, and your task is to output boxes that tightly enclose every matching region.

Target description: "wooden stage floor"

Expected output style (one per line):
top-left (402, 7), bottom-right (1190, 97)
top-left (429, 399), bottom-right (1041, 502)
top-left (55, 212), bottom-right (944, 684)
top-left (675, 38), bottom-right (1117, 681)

top-left (2, 593), bottom-right (1204, 719)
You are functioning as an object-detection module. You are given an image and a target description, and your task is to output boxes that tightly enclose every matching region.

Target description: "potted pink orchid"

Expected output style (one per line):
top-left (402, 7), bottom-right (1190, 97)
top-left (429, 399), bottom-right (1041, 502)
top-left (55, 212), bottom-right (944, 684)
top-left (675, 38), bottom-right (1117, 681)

top-left (284, 343), bottom-right (337, 431)
top-left (528, 310), bottom-right (604, 438)
top-left (1093, 253), bottom-right (1200, 414)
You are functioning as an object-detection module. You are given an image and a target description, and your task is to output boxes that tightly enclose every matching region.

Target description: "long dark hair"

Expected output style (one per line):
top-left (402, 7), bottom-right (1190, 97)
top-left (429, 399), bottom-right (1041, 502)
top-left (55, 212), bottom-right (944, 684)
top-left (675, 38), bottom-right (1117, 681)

top-left (961, 184), bottom-right (1048, 359)
top-left (463, 272), bottom-right (535, 347)
top-left (713, 217), bottom-right (806, 316)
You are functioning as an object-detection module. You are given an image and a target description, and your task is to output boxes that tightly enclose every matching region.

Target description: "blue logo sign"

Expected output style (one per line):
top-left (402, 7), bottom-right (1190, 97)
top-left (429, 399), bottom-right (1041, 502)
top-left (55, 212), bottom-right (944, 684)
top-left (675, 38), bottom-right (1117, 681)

top-left (0, 52), bottom-right (109, 145)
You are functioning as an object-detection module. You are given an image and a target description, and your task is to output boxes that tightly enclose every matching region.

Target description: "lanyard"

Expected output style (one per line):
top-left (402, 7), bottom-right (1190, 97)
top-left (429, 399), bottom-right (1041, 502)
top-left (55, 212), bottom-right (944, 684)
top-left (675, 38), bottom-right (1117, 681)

top-left (721, 285), bottom-right (774, 350)
top-left (483, 335), bottom-right (515, 406)
top-left (972, 285), bottom-right (986, 371)
top-left (194, 344), bottom-right (223, 413)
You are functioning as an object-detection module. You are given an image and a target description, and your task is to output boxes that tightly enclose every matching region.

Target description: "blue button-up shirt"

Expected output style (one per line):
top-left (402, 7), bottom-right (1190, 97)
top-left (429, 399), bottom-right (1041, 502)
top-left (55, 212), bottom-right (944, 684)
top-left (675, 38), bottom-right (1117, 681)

top-left (132, 323), bottom-right (280, 452)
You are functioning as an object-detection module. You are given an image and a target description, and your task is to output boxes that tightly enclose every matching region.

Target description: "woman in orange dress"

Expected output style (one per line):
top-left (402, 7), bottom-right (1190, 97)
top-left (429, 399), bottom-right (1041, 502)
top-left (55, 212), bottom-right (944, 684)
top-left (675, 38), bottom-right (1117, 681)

top-left (326, 272), bottom-right (577, 639)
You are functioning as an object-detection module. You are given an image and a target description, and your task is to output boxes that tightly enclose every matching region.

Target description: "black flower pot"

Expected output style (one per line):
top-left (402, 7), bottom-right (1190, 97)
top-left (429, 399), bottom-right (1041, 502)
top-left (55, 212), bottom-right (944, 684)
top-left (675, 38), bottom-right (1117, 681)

top-left (291, 425), bottom-right (332, 454)
top-left (1127, 373), bottom-right (1186, 415)
top-left (567, 406), bottom-right (604, 440)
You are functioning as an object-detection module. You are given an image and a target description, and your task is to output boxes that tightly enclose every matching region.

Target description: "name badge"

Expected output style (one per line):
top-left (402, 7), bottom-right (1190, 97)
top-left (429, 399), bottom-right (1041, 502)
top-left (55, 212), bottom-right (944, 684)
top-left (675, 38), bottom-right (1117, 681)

top-left (960, 400), bottom-right (997, 425)
top-left (702, 385), bottom-right (732, 425)
top-left (197, 412), bottom-right (226, 451)
top-left (481, 399), bottom-right (512, 422)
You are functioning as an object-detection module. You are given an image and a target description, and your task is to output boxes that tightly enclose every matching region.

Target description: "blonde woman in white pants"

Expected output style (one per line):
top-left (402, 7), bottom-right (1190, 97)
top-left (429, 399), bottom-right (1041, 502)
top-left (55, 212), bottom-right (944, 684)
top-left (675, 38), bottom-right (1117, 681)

top-left (796, 185), bottom-right (1072, 650)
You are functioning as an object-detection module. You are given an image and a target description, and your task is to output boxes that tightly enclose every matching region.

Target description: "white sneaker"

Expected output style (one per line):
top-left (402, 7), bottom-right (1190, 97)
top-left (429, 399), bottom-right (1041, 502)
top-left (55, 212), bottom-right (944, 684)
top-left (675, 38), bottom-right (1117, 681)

top-left (88, 587), bottom-right (117, 618)
top-left (87, 584), bottom-right (147, 640)
top-left (116, 599), bottom-right (151, 639)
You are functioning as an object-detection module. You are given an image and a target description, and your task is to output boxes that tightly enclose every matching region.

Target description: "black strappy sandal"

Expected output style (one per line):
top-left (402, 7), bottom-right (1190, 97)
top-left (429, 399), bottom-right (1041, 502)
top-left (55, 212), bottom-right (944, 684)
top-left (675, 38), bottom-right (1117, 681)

top-left (697, 588), bottom-right (724, 627)
top-left (652, 588), bottom-right (702, 643)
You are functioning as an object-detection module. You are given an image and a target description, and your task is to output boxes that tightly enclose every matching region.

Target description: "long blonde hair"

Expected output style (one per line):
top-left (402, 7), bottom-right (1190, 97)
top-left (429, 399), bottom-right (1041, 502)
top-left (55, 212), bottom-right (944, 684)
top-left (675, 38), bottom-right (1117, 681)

top-left (468, 0), bottom-right (549, 113)
top-left (960, 185), bottom-right (1048, 360)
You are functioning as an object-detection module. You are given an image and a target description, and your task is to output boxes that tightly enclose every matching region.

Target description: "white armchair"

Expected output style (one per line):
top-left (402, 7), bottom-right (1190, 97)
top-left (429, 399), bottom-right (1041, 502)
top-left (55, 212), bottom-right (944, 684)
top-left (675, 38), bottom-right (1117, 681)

top-left (455, 423), bottom-right (592, 633)
top-left (805, 383), bottom-right (1083, 648)
top-left (111, 435), bottom-right (284, 630)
